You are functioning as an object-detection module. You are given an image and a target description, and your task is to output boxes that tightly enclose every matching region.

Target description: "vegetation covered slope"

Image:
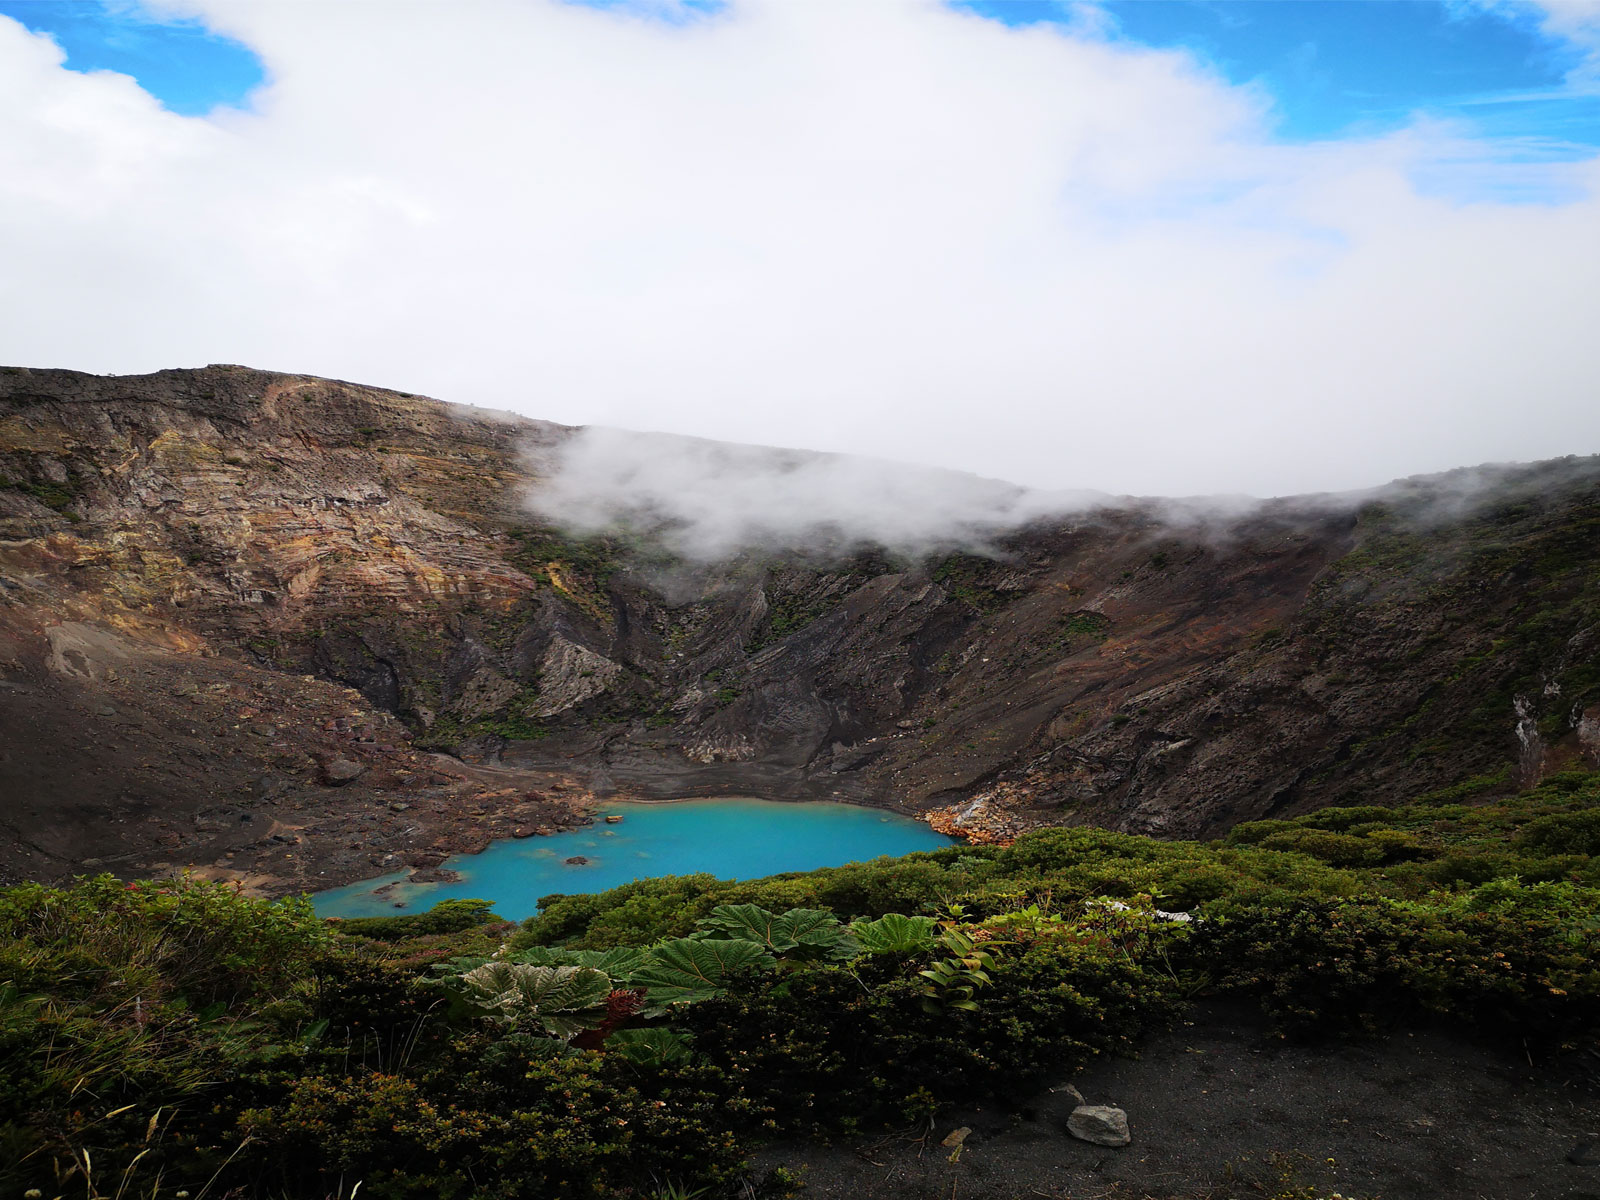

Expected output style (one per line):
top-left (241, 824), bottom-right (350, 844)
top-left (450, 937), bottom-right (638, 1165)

top-left (2, 364), bottom-right (1599, 892)
top-left (4, 766), bottom-right (1599, 1199)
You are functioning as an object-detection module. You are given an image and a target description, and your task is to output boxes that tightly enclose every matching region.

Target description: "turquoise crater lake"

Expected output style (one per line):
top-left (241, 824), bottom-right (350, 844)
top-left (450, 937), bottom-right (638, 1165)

top-left (312, 798), bottom-right (954, 921)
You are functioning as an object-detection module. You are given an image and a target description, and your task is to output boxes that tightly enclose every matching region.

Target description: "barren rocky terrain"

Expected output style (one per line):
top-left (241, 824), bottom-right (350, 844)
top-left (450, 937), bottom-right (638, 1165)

top-left (2, 364), bottom-right (1597, 894)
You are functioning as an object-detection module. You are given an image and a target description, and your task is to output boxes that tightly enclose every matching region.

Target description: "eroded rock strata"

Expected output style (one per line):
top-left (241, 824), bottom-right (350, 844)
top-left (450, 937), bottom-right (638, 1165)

top-left (2, 365), bottom-right (1597, 892)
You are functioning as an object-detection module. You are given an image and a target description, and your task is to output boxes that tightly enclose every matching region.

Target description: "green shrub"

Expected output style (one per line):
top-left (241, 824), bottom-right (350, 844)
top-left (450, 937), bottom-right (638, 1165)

top-left (0, 875), bottom-right (330, 1195)
top-left (0, 873), bottom-right (327, 1005)
top-left (1515, 809), bottom-right (1600, 857)
top-left (1296, 805), bottom-right (1401, 832)
top-left (515, 856), bottom-right (982, 951)
top-left (334, 897), bottom-right (502, 941)
top-left (519, 875), bottom-right (725, 949)
top-left (243, 1050), bottom-right (745, 1200)
top-left (1226, 819), bottom-right (1292, 845)
top-left (1185, 899), bottom-right (1446, 1034)
top-left (1258, 829), bottom-right (1381, 867)
top-left (1362, 828), bottom-right (1430, 861)
top-left (1187, 888), bottom-right (1600, 1044)
top-left (681, 928), bottom-right (1184, 1130)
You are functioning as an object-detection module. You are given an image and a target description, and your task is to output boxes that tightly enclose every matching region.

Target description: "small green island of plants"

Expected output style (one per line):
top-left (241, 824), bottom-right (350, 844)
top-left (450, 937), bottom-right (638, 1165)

top-left (4, 768), bottom-right (1599, 1199)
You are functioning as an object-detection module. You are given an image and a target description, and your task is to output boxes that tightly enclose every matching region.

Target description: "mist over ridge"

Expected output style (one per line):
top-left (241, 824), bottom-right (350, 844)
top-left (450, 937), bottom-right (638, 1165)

top-left (525, 425), bottom-right (1109, 560)
top-left (523, 421), bottom-right (1600, 561)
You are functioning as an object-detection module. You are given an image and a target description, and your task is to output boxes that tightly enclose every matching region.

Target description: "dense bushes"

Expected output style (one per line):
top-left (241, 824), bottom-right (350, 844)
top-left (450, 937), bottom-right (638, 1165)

top-left (1189, 885), bottom-right (1600, 1045)
top-left (0, 879), bottom-right (1194, 1197)
top-left (680, 910), bottom-right (1186, 1130)
top-left (5, 768), bottom-right (1600, 1197)
top-left (245, 1050), bottom-right (747, 1200)
top-left (1515, 808), bottom-right (1600, 857)
top-left (0, 878), bottom-right (748, 1199)
top-left (0, 872), bottom-right (327, 1004)
top-left (332, 897), bottom-right (503, 941)
top-left (0, 876), bottom-right (331, 1196)
top-left (511, 768), bottom-right (1600, 1058)
top-left (514, 829), bottom-right (1368, 952)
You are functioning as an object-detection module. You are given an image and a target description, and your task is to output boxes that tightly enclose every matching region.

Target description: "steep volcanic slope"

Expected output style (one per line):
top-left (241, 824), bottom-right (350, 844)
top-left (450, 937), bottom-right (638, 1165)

top-left (1, 365), bottom-right (1597, 890)
top-left (0, 366), bottom-right (586, 890)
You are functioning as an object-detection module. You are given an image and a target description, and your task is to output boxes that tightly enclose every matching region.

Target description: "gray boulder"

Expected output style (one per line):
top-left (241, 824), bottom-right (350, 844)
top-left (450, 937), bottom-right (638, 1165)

top-left (323, 757), bottom-right (366, 785)
top-left (1067, 1105), bottom-right (1130, 1147)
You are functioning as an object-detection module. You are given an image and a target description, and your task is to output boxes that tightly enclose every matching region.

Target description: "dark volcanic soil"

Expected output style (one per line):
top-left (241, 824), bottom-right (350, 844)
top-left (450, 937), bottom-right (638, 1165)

top-left (757, 1003), bottom-right (1600, 1200)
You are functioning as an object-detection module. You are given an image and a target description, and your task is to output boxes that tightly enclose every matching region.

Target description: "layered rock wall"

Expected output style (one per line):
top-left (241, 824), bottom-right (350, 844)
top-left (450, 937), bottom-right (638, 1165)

top-left (3, 365), bottom-right (1598, 887)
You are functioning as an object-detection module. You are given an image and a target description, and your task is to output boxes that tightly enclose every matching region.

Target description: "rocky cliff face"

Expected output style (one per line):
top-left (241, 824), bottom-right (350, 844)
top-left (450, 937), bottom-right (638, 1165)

top-left (3, 365), bottom-right (1597, 891)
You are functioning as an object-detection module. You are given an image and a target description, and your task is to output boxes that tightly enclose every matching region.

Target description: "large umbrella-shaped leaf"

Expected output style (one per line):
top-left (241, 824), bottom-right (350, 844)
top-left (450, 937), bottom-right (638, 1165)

top-left (607, 1027), bottom-right (692, 1068)
top-left (698, 904), bottom-right (856, 960)
top-left (699, 903), bottom-right (788, 947)
top-left (850, 913), bottom-right (937, 954)
top-left (510, 946), bottom-right (651, 980)
top-left (777, 907), bottom-right (859, 960)
top-left (457, 962), bottom-right (612, 1037)
top-left (631, 937), bottom-right (775, 1008)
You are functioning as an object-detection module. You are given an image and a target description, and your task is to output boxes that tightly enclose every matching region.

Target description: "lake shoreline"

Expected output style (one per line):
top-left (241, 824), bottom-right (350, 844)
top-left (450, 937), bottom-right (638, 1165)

top-left (312, 796), bottom-right (955, 922)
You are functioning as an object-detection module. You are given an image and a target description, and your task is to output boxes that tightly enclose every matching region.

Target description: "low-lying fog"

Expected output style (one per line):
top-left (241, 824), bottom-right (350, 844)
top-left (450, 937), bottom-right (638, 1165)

top-left (525, 425), bottom-right (1600, 562)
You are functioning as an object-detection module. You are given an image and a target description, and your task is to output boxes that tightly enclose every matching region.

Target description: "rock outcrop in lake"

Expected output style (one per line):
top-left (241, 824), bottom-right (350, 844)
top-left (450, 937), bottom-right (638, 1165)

top-left (2, 364), bottom-right (1597, 891)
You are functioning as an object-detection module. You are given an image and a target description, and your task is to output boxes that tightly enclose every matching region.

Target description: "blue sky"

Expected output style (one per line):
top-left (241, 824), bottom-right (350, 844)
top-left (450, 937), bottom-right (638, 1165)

top-left (0, 0), bottom-right (262, 115)
top-left (4, 0), bottom-right (1596, 151)
top-left (970, 1), bottom-right (1600, 150)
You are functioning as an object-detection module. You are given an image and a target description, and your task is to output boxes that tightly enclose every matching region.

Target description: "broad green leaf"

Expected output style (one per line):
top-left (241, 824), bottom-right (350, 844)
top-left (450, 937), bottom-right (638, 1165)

top-left (850, 913), bottom-right (937, 955)
top-left (699, 904), bottom-right (786, 947)
top-left (698, 905), bottom-right (855, 960)
top-left (300, 1018), bottom-right (330, 1044)
top-left (770, 907), bottom-right (853, 959)
top-left (632, 937), bottom-right (775, 1008)
top-left (607, 1027), bottom-right (692, 1067)
top-left (510, 946), bottom-right (651, 980)
top-left (457, 962), bottom-right (612, 1037)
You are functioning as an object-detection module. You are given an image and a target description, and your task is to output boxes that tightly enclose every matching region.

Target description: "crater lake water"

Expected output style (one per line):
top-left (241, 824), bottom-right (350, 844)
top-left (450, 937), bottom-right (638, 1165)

top-left (312, 797), bottom-right (954, 921)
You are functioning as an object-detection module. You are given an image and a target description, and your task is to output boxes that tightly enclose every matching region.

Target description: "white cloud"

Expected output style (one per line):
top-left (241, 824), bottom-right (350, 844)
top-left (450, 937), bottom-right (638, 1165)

top-left (527, 424), bottom-right (1117, 559)
top-left (1, 0), bottom-right (1598, 498)
top-left (1472, 0), bottom-right (1600, 82)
